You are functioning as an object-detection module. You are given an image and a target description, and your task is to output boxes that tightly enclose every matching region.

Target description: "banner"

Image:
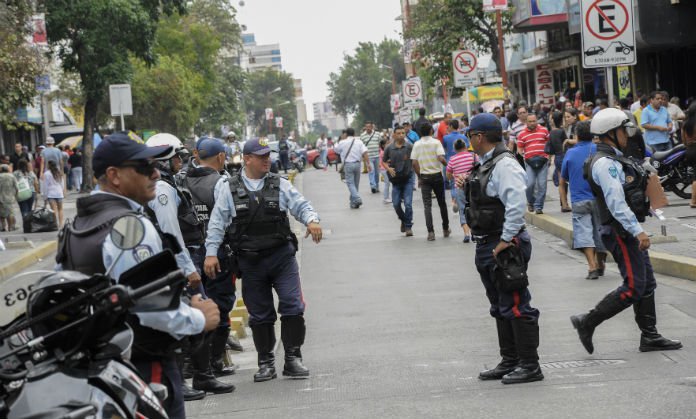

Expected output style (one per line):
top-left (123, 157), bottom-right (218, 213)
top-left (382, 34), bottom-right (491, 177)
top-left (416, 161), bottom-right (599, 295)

top-left (617, 66), bottom-right (631, 99)
top-left (265, 108), bottom-right (274, 121)
top-left (535, 64), bottom-right (554, 106)
top-left (275, 117), bottom-right (283, 128)
top-left (32, 14), bottom-right (47, 45)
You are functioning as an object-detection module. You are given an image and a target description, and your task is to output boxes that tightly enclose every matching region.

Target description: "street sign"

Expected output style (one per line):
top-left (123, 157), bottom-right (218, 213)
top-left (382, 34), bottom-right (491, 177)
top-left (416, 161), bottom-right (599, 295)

top-left (581, 0), bottom-right (636, 68)
top-left (109, 84), bottom-right (133, 117)
top-left (402, 77), bottom-right (423, 109)
top-left (535, 64), bottom-right (554, 106)
top-left (390, 94), bottom-right (401, 113)
top-left (275, 117), bottom-right (283, 128)
top-left (483, 0), bottom-right (508, 12)
top-left (452, 50), bottom-right (478, 88)
top-left (265, 108), bottom-right (274, 120)
top-left (35, 75), bottom-right (50, 92)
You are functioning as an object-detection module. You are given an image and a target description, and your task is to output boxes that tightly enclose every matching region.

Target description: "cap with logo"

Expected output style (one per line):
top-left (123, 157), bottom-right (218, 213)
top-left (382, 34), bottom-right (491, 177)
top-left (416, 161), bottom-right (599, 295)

top-left (93, 132), bottom-right (172, 177)
top-left (243, 137), bottom-right (271, 155)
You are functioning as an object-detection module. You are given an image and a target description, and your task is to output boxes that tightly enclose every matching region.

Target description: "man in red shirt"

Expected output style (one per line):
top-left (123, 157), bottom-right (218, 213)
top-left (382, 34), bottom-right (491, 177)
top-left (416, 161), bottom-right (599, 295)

top-left (436, 112), bottom-right (452, 144)
top-left (517, 114), bottom-right (550, 214)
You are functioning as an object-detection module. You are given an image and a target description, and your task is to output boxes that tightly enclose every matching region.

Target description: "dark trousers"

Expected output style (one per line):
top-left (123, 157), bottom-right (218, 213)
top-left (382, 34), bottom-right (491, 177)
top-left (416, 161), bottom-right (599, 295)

top-left (133, 355), bottom-right (184, 419)
top-left (238, 243), bottom-right (305, 326)
top-left (279, 151), bottom-right (290, 172)
top-left (420, 173), bottom-right (449, 232)
top-left (475, 230), bottom-right (540, 321)
top-left (18, 194), bottom-right (34, 218)
top-left (601, 228), bottom-right (657, 302)
top-left (190, 246), bottom-right (236, 328)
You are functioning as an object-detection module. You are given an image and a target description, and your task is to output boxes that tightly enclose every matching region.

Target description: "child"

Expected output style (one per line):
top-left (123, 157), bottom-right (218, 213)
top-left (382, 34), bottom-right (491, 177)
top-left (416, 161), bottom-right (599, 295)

top-left (446, 139), bottom-right (477, 243)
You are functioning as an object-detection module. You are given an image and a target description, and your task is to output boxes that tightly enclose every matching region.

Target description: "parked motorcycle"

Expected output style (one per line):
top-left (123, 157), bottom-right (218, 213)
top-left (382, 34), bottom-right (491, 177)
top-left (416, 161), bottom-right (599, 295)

top-left (649, 144), bottom-right (694, 199)
top-left (291, 150), bottom-right (305, 173)
top-left (226, 152), bottom-right (243, 176)
top-left (0, 214), bottom-right (186, 419)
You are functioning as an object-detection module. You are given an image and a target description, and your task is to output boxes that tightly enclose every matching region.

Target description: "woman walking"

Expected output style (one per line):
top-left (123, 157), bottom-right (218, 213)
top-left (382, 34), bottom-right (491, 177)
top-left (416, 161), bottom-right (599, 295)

top-left (0, 165), bottom-right (18, 231)
top-left (43, 160), bottom-right (65, 228)
top-left (13, 159), bottom-right (38, 219)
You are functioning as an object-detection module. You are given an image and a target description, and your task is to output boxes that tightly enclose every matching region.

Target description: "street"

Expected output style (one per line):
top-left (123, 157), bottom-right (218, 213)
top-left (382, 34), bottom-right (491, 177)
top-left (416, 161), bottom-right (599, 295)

top-left (184, 170), bottom-right (696, 419)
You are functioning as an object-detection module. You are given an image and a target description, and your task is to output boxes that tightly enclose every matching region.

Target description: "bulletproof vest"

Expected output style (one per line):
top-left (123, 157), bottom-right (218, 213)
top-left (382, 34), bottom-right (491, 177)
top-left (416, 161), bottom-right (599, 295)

top-left (159, 171), bottom-right (205, 247)
top-left (226, 173), bottom-right (296, 252)
top-left (279, 139), bottom-right (289, 152)
top-left (184, 166), bottom-right (221, 231)
top-left (465, 143), bottom-right (510, 236)
top-left (584, 143), bottom-right (651, 229)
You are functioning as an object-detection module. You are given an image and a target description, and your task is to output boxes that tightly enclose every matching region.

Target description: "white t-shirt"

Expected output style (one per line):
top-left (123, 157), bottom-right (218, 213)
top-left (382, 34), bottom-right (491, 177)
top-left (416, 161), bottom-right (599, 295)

top-left (334, 137), bottom-right (367, 163)
top-left (43, 170), bottom-right (64, 199)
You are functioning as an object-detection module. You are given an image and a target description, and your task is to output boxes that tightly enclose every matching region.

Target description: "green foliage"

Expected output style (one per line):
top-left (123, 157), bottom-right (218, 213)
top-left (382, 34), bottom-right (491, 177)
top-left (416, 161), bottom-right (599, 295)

top-left (327, 39), bottom-right (405, 130)
top-left (188, 0), bottom-right (241, 50)
top-left (196, 60), bottom-right (247, 137)
top-left (245, 69), bottom-right (296, 137)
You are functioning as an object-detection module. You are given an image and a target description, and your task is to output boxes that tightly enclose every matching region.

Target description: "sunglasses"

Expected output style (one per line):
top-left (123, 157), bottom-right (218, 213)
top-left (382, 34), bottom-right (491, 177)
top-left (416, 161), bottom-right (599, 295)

top-left (466, 131), bottom-right (482, 140)
top-left (119, 160), bottom-right (159, 177)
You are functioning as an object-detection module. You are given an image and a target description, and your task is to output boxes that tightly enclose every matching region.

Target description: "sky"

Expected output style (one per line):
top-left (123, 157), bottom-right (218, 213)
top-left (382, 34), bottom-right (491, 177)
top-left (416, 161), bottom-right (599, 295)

top-left (236, 0), bottom-right (403, 120)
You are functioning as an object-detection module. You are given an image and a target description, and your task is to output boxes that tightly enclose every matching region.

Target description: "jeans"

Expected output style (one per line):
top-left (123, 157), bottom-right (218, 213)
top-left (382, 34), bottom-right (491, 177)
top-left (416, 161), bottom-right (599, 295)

top-left (369, 156), bottom-right (380, 190)
top-left (70, 167), bottom-right (83, 191)
top-left (319, 149), bottom-right (328, 167)
top-left (420, 173), bottom-right (449, 232)
top-left (454, 186), bottom-right (468, 226)
top-left (344, 162), bottom-right (362, 206)
top-left (18, 193), bottom-right (34, 218)
top-left (391, 173), bottom-right (415, 228)
top-left (525, 158), bottom-right (549, 210)
top-left (552, 154), bottom-right (563, 187)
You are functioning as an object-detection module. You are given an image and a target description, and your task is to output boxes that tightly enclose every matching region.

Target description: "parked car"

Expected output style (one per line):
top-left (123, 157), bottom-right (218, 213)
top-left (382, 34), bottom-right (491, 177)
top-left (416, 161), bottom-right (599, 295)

top-left (307, 147), bottom-right (339, 169)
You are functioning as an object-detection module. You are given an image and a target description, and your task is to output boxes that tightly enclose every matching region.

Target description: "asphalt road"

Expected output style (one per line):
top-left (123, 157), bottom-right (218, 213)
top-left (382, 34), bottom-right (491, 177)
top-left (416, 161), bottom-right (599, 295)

top-left (181, 169), bottom-right (696, 419)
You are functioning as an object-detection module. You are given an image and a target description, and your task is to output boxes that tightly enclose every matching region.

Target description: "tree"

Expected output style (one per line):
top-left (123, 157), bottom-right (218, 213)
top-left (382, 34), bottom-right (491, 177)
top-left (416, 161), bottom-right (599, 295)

top-left (245, 69), bottom-right (296, 137)
top-left (311, 120), bottom-right (329, 135)
top-left (46, 0), bottom-right (186, 191)
top-left (196, 63), bottom-right (247, 137)
top-left (327, 39), bottom-right (405, 130)
top-left (406, 0), bottom-right (512, 91)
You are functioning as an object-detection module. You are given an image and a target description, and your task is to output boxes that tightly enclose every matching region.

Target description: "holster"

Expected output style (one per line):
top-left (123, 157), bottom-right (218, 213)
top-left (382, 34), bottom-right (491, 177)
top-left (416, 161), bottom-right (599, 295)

top-left (494, 244), bottom-right (529, 292)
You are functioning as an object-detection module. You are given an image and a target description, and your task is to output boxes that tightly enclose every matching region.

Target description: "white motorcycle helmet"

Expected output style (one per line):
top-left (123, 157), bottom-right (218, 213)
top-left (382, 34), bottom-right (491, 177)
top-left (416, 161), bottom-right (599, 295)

top-left (590, 108), bottom-right (635, 137)
top-left (146, 133), bottom-right (188, 160)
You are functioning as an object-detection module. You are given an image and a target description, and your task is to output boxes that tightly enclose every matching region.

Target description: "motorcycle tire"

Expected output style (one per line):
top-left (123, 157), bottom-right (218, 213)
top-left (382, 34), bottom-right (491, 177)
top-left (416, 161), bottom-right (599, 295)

top-left (671, 181), bottom-right (692, 200)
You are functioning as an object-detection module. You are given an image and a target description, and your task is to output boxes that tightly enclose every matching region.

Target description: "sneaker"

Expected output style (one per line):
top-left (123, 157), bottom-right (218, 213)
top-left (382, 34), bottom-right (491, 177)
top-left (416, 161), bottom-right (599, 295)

top-left (400, 223), bottom-right (406, 233)
top-left (443, 229), bottom-right (451, 238)
top-left (427, 232), bottom-right (435, 241)
top-left (405, 229), bottom-right (413, 237)
top-left (383, 198), bottom-right (392, 204)
top-left (527, 204), bottom-right (534, 212)
top-left (535, 209), bottom-right (543, 215)
top-left (463, 236), bottom-right (471, 243)
top-left (371, 188), bottom-right (378, 193)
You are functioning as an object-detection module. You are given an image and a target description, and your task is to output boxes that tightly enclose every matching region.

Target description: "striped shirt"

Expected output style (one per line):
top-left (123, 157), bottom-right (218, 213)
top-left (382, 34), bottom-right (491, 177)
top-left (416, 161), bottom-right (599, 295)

top-left (361, 131), bottom-right (381, 158)
top-left (508, 120), bottom-right (526, 144)
top-left (517, 126), bottom-right (549, 160)
top-left (446, 151), bottom-right (477, 176)
top-left (411, 136), bottom-right (445, 175)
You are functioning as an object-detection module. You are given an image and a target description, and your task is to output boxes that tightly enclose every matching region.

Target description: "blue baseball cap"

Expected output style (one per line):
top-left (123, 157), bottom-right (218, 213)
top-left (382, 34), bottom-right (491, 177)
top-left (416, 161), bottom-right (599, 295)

top-left (93, 132), bottom-right (172, 177)
top-left (243, 137), bottom-right (271, 155)
top-left (469, 113), bottom-right (502, 132)
top-left (197, 137), bottom-right (226, 159)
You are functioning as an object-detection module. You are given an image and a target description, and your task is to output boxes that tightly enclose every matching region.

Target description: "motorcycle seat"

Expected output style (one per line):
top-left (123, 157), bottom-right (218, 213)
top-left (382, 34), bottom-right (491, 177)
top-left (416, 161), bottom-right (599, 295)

top-left (652, 144), bottom-right (685, 162)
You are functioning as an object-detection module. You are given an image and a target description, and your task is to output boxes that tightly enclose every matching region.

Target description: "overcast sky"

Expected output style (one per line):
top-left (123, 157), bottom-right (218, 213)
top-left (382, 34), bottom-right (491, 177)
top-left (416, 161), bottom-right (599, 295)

top-left (236, 0), bottom-right (403, 120)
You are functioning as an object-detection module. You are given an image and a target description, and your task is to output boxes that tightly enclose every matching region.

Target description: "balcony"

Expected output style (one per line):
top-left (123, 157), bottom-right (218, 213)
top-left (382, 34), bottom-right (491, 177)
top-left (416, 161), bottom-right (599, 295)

top-left (511, 0), bottom-right (569, 32)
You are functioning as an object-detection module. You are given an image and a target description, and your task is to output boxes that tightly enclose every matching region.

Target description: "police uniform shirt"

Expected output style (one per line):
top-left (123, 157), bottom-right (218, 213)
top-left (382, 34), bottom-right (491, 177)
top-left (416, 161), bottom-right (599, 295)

top-left (95, 191), bottom-right (206, 340)
top-left (148, 180), bottom-right (197, 276)
top-left (479, 147), bottom-right (528, 241)
top-left (591, 148), bottom-right (644, 237)
top-left (205, 171), bottom-right (320, 257)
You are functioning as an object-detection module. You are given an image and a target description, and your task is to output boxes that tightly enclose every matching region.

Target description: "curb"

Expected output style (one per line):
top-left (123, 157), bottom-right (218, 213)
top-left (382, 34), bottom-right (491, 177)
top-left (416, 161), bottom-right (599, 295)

top-left (526, 212), bottom-right (696, 281)
top-left (0, 241), bottom-right (57, 282)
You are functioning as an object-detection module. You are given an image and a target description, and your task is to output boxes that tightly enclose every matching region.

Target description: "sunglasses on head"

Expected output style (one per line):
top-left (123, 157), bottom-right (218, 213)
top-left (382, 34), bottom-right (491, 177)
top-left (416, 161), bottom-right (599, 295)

top-left (118, 160), bottom-right (158, 177)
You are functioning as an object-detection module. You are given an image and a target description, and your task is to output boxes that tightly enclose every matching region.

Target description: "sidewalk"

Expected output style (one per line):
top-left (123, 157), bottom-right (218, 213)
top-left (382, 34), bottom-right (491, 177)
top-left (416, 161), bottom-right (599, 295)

top-left (529, 173), bottom-right (696, 280)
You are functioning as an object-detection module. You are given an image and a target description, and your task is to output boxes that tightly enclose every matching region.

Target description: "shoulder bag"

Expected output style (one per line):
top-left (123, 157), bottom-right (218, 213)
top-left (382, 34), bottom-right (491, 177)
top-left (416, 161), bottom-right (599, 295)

top-left (338, 139), bottom-right (356, 181)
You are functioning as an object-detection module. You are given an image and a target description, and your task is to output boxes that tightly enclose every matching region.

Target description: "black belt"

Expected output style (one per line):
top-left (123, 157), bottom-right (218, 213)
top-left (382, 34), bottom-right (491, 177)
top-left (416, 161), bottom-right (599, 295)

top-left (473, 227), bottom-right (526, 245)
top-left (420, 173), bottom-right (442, 178)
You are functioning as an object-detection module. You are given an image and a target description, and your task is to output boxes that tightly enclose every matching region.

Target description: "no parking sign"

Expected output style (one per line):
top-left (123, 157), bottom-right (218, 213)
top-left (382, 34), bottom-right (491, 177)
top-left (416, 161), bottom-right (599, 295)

top-left (581, 0), bottom-right (636, 68)
top-left (452, 50), bottom-right (478, 88)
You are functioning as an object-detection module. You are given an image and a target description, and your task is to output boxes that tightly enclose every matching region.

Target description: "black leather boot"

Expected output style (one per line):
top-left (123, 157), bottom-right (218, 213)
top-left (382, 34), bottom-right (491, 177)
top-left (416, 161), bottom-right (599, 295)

top-left (181, 384), bottom-right (206, 401)
top-left (502, 318), bottom-right (544, 384)
top-left (633, 292), bottom-right (682, 352)
top-left (570, 290), bottom-right (630, 354)
top-left (227, 333), bottom-right (244, 352)
top-left (191, 335), bottom-right (236, 394)
top-left (251, 323), bottom-right (277, 382)
top-left (281, 316), bottom-right (310, 378)
top-left (479, 318), bottom-right (518, 380)
top-left (210, 327), bottom-right (238, 376)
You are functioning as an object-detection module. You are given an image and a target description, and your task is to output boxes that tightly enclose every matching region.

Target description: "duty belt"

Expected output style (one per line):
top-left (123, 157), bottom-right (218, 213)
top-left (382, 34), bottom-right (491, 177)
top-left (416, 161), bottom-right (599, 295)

top-left (472, 227), bottom-right (526, 245)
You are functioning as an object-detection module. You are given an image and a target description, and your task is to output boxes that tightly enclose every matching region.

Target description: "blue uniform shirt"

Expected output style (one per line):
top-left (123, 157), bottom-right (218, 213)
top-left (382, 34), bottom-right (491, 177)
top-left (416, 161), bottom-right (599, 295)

top-left (96, 191), bottom-right (205, 340)
top-left (480, 147), bottom-right (528, 242)
top-left (560, 141), bottom-right (597, 203)
top-left (205, 171), bottom-right (320, 257)
top-left (591, 148), bottom-right (644, 237)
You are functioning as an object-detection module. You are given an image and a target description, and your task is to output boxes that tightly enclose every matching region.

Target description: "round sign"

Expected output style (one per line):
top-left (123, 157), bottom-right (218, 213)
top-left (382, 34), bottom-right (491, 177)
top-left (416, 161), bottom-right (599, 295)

top-left (585, 0), bottom-right (629, 41)
top-left (404, 82), bottom-right (421, 98)
top-left (454, 51), bottom-right (477, 75)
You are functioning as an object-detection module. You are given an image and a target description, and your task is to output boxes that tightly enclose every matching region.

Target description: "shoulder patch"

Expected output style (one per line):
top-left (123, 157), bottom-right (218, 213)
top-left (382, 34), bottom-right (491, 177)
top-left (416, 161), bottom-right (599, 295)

top-left (132, 245), bottom-right (153, 262)
top-left (158, 194), bottom-right (168, 205)
top-left (608, 165), bottom-right (619, 178)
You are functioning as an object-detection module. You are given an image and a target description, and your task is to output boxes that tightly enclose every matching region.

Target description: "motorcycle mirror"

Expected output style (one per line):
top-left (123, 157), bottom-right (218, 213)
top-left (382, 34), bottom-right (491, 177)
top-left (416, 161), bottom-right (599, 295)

top-left (110, 215), bottom-right (146, 250)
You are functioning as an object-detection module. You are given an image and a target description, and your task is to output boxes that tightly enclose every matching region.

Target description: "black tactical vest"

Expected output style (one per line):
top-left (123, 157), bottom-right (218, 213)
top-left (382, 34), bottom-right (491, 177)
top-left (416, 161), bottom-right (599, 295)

top-left (183, 166), bottom-right (221, 231)
top-left (159, 171), bottom-right (205, 247)
top-left (465, 143), bottom-right (511, 236)
top-left (226, 173), bottom-right (296, 252)
top-left (584, 143), bottom-right (651, 230)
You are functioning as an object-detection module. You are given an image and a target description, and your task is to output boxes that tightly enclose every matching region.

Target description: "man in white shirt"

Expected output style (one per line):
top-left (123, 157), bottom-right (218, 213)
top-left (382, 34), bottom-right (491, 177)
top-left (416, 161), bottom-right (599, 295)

top-left (335, 128), bottom-right (371, 208)
top-left (316, 133), bottom-right (328, 169)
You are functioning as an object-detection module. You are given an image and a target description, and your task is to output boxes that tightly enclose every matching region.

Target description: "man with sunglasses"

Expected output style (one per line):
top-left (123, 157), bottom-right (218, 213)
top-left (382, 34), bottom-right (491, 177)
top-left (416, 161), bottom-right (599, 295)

top-left (56, 133), bottom-right (220, 419)
top-left (461, 113), bottom-right (543, 385)
top-left (204, 138), bottom-right (322, 383)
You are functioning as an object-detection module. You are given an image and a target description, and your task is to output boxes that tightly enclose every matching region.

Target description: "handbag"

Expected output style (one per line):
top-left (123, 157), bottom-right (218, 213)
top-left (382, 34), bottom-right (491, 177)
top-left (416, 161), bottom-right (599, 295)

top-left (16, 175), bottom-right (32, 202)
top-left (338, 139), bottom-right (356, 181)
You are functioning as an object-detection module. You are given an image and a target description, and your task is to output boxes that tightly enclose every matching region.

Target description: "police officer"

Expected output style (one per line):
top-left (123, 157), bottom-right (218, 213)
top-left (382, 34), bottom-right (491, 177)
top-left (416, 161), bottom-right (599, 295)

top-left (56, 133), bottom-right (220, 419)
top-left (462, 113), bottom-right (543, 384)
top-left (278, 134), bottom-right (290, 173)
top-left (204, 138), bottom-right (322, 382)
top-left (570, 108), bottom-right (682, 354)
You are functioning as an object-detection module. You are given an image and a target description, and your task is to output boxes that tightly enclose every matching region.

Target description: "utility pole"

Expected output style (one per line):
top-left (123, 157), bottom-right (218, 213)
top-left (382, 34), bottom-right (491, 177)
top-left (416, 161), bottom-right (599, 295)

top-left (496, 10), bottom-right (508, 98)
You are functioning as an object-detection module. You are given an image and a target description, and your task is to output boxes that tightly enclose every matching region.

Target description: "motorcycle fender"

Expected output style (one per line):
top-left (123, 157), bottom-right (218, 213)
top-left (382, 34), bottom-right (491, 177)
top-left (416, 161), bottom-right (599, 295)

top-left (92, 360), bottom-right (167, 419)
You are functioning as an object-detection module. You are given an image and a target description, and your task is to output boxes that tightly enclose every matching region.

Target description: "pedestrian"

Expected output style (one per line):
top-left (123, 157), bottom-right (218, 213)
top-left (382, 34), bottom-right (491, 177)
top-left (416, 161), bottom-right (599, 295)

top-left (361, 121), bottom-right (381, 193)
top-left (382, 125), bottom-right (415, 237)
top-left (403, 121), bottom-right (420, 144)
top-left (56, 133), bottom-right (220, 419)
top-left (68, 148), bottom-right (83, 192)
top-left (59, 145), bottom-right (72, 190)
top-left (559, 121), bottom-right (608, 280)
top-left (446, 139), bottom-right (476, 243)
top-left (316, 133), bottom-right (328, 170)
top-left (508, 106), bottom-right (528, 155)
top-left (9, 142), bottom-right (29, 171)
top-left (517, 114), bottom-right (550, 214)
top-left (641, 91), bottom-right (673, 152)
top-left (0, 164), bottom-right (18, 231)
top-left (335, 128), bottom-right (371, 209)
top-left (204, 137), bottom-right (322, 383)
top-left (443, 119), bottom-right (469, 210)
top-left (413, 108), bottom-right (429, 136)
top-left (411, 122), bottom-right (450, 241)
top-left (13, 159), bottom-right (38, 219)
top-left (278, 135), bottom-right (290, 173)
top-left (570, 108), bottom-right (682, 355)
top-left (34, 145), bottom-right (44, 179)
top-left (379, 135), bottom-right (392, 204)
top-left (463, 113), bottom-right (543, 384)
top-left (437, 112), bottom-right (452, 144)
top-left (43, 160), bottom-right (66, 228)
top-left (39, 137), bottom-right (62, 181)
top-left (547, 111), bottom-right (571, 212)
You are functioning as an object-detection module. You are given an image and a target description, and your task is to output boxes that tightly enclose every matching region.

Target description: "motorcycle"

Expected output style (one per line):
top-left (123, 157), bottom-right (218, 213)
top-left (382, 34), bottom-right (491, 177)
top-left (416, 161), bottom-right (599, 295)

top-left (0, 214), bottom-right (186, 419)
top-left (226, 152), bottom-right (243, 176)
top-left (649, 143), bottom-right (694, 199)
top-left (290, 150), bottom-right (305, 173)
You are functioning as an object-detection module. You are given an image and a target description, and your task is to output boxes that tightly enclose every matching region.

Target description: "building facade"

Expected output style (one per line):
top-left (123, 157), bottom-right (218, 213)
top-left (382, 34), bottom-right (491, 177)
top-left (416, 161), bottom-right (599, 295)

top-left (312, 99), bottom-right (348, 134)
top-left (239, 33), bottom-right (282, 73)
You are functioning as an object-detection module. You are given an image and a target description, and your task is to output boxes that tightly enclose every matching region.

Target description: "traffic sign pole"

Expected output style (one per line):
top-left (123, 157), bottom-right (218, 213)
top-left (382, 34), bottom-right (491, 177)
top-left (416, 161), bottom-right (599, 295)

top-left (466, 88), bottom-right (471, 119)
top-left (606, 68), bottom-right (615, 108)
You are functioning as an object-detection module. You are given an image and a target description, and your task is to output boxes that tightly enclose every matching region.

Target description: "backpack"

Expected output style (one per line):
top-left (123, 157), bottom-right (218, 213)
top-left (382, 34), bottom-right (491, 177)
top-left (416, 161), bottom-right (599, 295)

top-left (16, 175), bottom-right (32, 202)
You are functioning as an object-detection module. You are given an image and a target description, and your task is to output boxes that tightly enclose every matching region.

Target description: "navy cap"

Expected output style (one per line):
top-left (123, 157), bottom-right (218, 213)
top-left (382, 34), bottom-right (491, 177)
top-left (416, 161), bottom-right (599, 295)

top-left (243, 137), bottom-right (271, 155)
top-left (469, 113), bottom-right (502, 132)
top-left (197, 137), bottom-right (226, 159)
top-left (93, 133), bottom-right (172, 177)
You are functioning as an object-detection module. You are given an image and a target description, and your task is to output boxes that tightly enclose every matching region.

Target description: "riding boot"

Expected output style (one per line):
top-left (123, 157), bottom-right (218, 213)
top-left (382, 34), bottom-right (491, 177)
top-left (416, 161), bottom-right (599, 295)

top-left (191, 334), bottom-right (236, 394)
top-left (633, 292), bottom-right (682, 352)
top-left (479, 318), bottom-right (519, 380)
top-left (251, 323), bottom-right (277, 382)
top-left (210, 327), bottom-right (239, 376)
top-left (502, 318), bottom-right (544, 384)
top-left (175, 347), bottom-right (205, 401)
top-left (570, 290), bottom-right (631, 354)
top-left (281, 316), bottom-right (310, 378)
